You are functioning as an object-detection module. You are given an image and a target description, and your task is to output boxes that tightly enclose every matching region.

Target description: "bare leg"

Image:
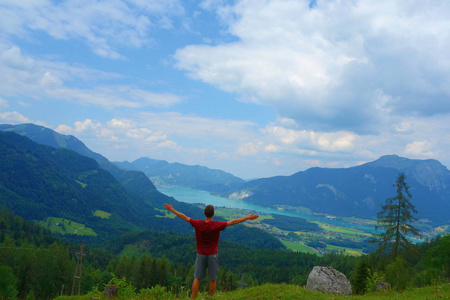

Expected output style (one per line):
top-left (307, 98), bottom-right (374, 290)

top-left (192, 278), bottom-right (200, 299)
top-left (209, 280), bottom-right (216, 297)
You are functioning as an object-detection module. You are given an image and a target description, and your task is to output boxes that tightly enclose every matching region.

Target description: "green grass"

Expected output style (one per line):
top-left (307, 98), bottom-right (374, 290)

top-left (214, 207), bottom-right (273, 223)
top-left (93, 210), bottom-right (111, 219)
top-left (154, 208), bottom-right (177, 218)
top-left (54, 283), bottom-right (450, 300)
top-left (317, 222), bottom-right (371, 237)
top-left (38, 217), bottom-right (97, 236)
top-left (75, 180), bottom-right (87, 188)
top-left (326, 244), bottom-right (363, 256)
top-left (281, 240), bottom-right (318, 254)
top-left (213, 283), bottom-right (450, 300)
top-left (119, 244), bottom-right (148, 259)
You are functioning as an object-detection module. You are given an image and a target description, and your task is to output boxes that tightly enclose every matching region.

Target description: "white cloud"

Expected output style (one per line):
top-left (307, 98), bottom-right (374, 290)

top-left (107, 118), bottom-right (134, 129)
top-left (404, 141), bottom-right (434, 157)
top-left (0, 0), bottom-right (185, 59)
top-left (175, 0), bottom-right (450, 133)
top-left (56, 118), bottom-right (180, 152)
top-left (261, 125), bottom-right (358, 153)
top-left (156, 140), bottom-right (178, 149)
top-left (0, 97), bottom-right (8, 107)
top-left (137, 112), bottom-right (257, 143)
top-left (55, 124), bottom-right (72, 134)
top-left (264, 144), bottom-right (279, 153)
top-left (52, 114), bottom-right (263, 174)
top-left (0, 111), bottom-right (32, 123)
top-left (0, 44), bottom-right (183, 108)
top-left (73, 119), bottom-right (102, 133)
top-left (237, 142), bottom-right (262, 156)
top-left (304, 159), bottom-right (321, 167)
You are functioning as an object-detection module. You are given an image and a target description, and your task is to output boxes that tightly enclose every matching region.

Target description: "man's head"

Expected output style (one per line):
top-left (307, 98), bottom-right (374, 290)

top-left (204, 205), bottom-right (214, 218)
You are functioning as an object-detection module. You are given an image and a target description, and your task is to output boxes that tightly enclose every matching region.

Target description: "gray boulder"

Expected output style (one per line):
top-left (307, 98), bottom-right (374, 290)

top-left (306, 266), bottom-right (352, 295)
top-left (376, 281), bottom-right (391, 291)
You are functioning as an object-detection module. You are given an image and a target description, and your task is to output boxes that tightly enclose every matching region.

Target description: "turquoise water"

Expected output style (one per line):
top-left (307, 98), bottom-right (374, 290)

top-left (158, 186), bottom-right (313, 218)
top-left (157, 186), bottom-right (375, 232)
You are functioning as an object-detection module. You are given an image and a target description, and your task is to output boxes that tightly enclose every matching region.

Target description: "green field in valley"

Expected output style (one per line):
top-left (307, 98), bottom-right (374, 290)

top-left (93, 210), bottom-right (111, 219)
top-left (212, 206), bottom-right (375, 255)
top-left (280, 240), bottom-right (317, 254)
top-left (38, 217), bottom-right (97, 236)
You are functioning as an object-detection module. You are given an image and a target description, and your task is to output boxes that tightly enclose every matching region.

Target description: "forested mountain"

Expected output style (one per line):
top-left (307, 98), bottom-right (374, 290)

top-left (0, 130), bottom-right (156, 237)
top-left (223, 155), bottom-right (450, 225)
top-left (0, 123), bottom-right (244, 193)
top-left (115, 157), bottom-right (245, 192)
top-left (0, 124), bottom-right (163, 205)
top-left (0, 128), bottom-right (282, 248)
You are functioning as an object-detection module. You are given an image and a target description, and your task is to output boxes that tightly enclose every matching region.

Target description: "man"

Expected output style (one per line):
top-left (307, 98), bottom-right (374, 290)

top-left (164, 203), bottom-right (259, 299)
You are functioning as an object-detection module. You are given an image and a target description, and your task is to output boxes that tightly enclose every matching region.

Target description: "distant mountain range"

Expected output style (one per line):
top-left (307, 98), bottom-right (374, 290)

top-left (0, 124), bottom-right (284, 248)
top-left (222, 155), bottom-right (450, 225)
top-left (115, 157), bottom-right (245, 192)
top-left (116, 148), bottom-right (450, 226)
top-left (2, 123), bottom-right (449, 228)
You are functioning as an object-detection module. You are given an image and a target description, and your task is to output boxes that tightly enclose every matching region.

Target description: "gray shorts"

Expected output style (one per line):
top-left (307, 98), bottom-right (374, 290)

top-left (194, 254), bottom-right (220, 281)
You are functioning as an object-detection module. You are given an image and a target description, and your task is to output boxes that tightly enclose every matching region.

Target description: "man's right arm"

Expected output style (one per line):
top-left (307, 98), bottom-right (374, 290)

top-left (164, 203), bottom-right (191, 222)
top-left (227, 213), bottom-right (259, 226)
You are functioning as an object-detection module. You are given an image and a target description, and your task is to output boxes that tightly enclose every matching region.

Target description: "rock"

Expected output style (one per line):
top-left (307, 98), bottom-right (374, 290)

top-left (104, 285), bottom-right (118, 297)
top-left (376, 281), bottom-right (391, 291)
top-left (306, 266), bottom-right (352, 295)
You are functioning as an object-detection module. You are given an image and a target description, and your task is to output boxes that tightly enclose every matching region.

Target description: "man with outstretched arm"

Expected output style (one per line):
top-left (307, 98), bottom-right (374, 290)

top-left (164, 203), bottom-right (259, 299)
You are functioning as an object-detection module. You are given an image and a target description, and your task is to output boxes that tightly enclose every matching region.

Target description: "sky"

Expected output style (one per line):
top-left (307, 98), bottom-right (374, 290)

top-left (1, 0), bottom-right (450, 179)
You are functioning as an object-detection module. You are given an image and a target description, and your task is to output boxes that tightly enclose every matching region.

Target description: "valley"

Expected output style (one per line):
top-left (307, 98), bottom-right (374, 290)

top-left (157, 186), bottom-right (446, 256)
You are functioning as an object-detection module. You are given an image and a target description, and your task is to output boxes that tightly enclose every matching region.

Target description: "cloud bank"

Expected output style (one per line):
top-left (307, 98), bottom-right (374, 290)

top-left (176, 0), bottom-right (450, 134)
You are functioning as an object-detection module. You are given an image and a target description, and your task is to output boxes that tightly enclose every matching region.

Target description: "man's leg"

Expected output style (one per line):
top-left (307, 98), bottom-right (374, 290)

top-left (208, 255), bottom-right (220, 297)
top-left (193, 254), bottom-right (207, 299)
top-left (192, 278), bottom-right (200, 299)
top-left (209, 280), bottom-right (217, 297)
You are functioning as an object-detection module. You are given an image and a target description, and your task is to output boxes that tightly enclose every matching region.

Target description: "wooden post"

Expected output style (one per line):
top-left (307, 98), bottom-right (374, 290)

top-left (71, 241), bottom-right (87, 296)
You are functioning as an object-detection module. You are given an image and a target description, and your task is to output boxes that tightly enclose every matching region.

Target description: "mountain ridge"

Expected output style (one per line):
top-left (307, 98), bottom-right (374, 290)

top-left (223, 155), bottom-right (450, 225)
top-left (115, 156), bottom-right (246, 192)
top-left (2, 123), bottom-right (450, 226)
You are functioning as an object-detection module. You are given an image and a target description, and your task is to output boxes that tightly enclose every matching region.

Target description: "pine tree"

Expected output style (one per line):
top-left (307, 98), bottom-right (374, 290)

top-left (385, 255), bottom-right (411, 291)
top-left (353, 258), bottom-right (370, 294)
top-left (0, 265), bottom-right (18, 300)
top-left (372, 173), bottom-right (420, 257)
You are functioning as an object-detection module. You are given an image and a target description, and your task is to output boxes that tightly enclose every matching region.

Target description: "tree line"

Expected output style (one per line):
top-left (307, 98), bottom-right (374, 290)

top-left (0, 173), bottom-right (449, 299)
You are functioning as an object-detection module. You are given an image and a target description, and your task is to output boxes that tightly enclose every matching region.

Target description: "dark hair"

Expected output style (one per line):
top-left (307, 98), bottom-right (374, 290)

top-left (204, 205), bottom-right (214, 218)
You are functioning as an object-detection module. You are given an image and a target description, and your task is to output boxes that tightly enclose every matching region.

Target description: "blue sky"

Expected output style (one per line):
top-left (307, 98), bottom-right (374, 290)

top-left (1, 0), bottom-right (450, 179)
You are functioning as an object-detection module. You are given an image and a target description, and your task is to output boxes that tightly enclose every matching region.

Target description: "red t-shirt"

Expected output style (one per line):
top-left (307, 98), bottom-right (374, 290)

top-left (189, 219), bottom-right (228, 255)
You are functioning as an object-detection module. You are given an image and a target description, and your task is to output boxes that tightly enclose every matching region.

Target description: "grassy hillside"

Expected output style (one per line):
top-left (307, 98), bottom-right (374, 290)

top-left (54, 283), bottom-right (450, 299)
top-left (214, 283), bottom-right (450, 300)
top-left (37, 217), bottom-right (97, 236)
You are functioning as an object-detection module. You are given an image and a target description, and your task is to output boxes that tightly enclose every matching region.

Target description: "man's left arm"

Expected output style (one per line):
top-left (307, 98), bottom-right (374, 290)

top-left (164, 203), bottom-right (191, 222)
top-left (227, 213), bottom-right (259, 226)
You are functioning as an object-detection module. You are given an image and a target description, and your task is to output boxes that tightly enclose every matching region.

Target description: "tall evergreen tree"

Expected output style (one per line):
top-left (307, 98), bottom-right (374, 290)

top-left (372, 173), bottom-right (420, 257)
top-left (352, 258), bottom-right (370, 294)
top-left (0, 265), bottom-right (18, 300)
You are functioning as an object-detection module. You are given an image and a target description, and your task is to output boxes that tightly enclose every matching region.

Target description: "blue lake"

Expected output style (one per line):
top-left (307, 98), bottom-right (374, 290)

top-left (157, 186), bottom-right (375, 233)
